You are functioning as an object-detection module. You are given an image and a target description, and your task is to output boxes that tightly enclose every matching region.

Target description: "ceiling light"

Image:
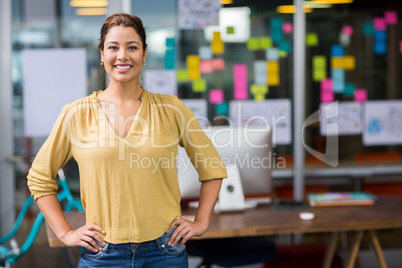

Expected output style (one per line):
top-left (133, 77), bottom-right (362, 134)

top-left (75, 8), bottom-right (107, 15)
top-left (303, 1), bottom-right (332, 8)
top-left (220, 0), bottom-right (233, 4)
top-left (312, 0), bottom-right (353, 4)
top-left (70, 1), bottom-right (108, 7)
top-left (276, 5), bottom-right (313, 13)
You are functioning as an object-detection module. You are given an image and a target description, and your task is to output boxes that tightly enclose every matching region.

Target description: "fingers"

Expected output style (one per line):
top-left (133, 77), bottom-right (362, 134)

top-left (168, 220), bottom-right (193, 247)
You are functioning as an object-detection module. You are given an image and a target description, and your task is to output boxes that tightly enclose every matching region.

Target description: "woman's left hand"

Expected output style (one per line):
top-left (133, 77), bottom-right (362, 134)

top-left (166, 218), bottom-right (208, 247)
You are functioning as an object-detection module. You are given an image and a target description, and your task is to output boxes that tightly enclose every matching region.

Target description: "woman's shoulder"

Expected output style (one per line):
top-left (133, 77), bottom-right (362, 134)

top-left (64, 91), bottom-right (100, 109)
top-left (145, 89), bottom-right (183, 106)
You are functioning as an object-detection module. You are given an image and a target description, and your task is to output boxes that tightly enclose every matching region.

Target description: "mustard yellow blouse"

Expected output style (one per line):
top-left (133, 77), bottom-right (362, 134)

top-left (27, 89), bottom-right (227, 243)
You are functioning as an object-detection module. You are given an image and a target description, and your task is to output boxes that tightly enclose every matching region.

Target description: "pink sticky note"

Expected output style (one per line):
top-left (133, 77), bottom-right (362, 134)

top-left (233, 64), bottom-right (248, 100)
top-left (384, 11), bottom-right (398, 25)
top-left (200, 60), bottom-right (213, 74)
top-left (212, 58), bottom-right (225, 70)
top-left (354, 89), bottom-right (367, 102)
top-left (321, 78), bottom-right (333, 93)
top-left (234, 85), bottom-right (248, 100)
top-left (321, 92), bottom-right (334, 103)
top-left (373, 17), bottom-right (386, 30)
top-left (283, 23), bottom-right (293, 33)
top-left (342, 25), bottom-right (353, 36)
top-left (234, 64), bottom-right (247, 78)
top-left (209, 89), bottom-right (224, 104)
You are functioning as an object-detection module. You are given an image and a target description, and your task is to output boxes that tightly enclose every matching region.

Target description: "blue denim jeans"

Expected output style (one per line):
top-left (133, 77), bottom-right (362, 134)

top-left (78, 227), bottom-right (188, 268)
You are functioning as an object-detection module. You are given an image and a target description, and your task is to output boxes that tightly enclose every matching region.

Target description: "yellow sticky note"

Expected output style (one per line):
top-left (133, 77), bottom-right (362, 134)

top-left (254, 94), bottom-right (266, 101)
top-left (260, 37), bottom-right (272, 49)
top-left (267, 61), bottom-right (279, 73)
top-left (187, 55), bottom-right (200, 69)
top-left (331, 57), bottom-right (343, 69)
top-left (313, 55), bottom-right (326, 68)
top-left (313, 70), bottom-right (326, 82)
top-left (268, 73), bottom-right (280, 86)
top-left (211, 41), bottom-right (224, 54)
top-left (343, 55), bottom-right (355, 70)
top-left (306, 33), bottom-right (318, 46)
top-left (279, 51), bottom-right (288, 58)
top-left (188, 69), bottom-right (200, 80)
top-left (192, 79), bottom-right (207, 93)
top-left (212, 31), bottom-right (222, 42)
top-left (177, 69), bottom-right (188, 82)
top-left (250, 84), bottom-right (268, 95)
top-left (247, 38), bottom-right (259, 51)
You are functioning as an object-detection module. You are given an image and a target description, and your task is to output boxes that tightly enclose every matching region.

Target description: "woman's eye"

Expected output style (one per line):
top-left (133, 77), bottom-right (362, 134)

top-left (108, 46), bottom-right (118, 50)
top-left (128, 46), bottom-right (138, 50)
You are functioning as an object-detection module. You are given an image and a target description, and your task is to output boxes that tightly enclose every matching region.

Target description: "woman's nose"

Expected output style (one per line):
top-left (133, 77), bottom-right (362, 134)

top-left (118, 49), bottom-right (128, 61)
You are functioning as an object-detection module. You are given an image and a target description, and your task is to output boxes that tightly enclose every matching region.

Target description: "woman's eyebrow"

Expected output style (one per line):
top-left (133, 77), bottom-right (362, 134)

top-left (106, 41), bottom-right (140, 45)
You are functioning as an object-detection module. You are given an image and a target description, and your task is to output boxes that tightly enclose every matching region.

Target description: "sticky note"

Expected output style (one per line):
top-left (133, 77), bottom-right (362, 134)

top-left (306, 33), bottom-right (318, 46)
top-left (234, 64), bottom-right (247, 79)
top-left (279, 51), bottom-right (288, 58)
top-left (192, 79), bottom-right (207, 93)
top-left (313, 55), bottom-right (326, 68)
top-left (321, 91), bottom-right (334, 103)
top-left (321, 78), bottom-right (333, 93)
top-left (354, 89), bottom-right (367, 102)
top-left (209, 89), bottom-right (224, 104)
top-left (199, 46), bottom-right (212, 60)
top-left (363, 22), bottom-right (374, 35)
top-left (283, 23), bottom-right (293, 33)
top-left (267, 61), bottom-right (279, 73)
top-left (233, 64), bottom-right (248, 100)
top-left (270, 18), bottom-right (283, 30)
top-left (343, 56), bottom-right (355, 70)
top-left (331, 45), bottom-right (344, 56)
top-left (255, 73), bottom-right (267, 85)
top-left (254, 60), bottom-right (267, 74)
top-left (279, 40), bottom-right (291, 52)
top-left (188, 69), bottom-right (200, 80)
top-left (215, 102), bottom-right (228, 115)
top-left (331, 57), bottom-right (344, 69)
top-left (212, 31), bottom-right (222, 41)
top-left (166, 38), bottom-right (175, 48)
top-left (342, 25), bottom-right (353, 36)
top-left (340, 33), bottom-right (351, 47)
top-left (313, 70), bottom-right (326, 82)
top-left (260, 37), bottom-right (272, 49)
top-left (373, 17), bottom-right (386, 30)
top-left (165, 49), bottom-right (175, 70)
top-left (226, 26), bottom-right (235, 34)
top-left (247, 38), bottom-right (259, 51)
top-left (313, 56), bottom-right (327, 81)
top-left (177, 69), bottom-right (188, 82)
top-left (268, 73), bottom-right (279, 86)
top-left (384, 11), bottom-right (398, 25)
top-left (254, 94), bottom-right (266, 101)
top-left (332, 70), bottom-right (345, 93)
top-left (200, 60), bottom-right (213, 74)
top-left (374, 30), bottom-right (387, 40)
top-left (212, 58), bottom-right (225, 70)
top-left (266, 48), bottom-right (279, 60)
top-left (250, 84), bottom-right (268, 95)
top-left (374, 41), bottom-right (387, 55)
top-left (211, 41), bottom-right (224, 54)
top-left (344, 83), bottom-right (355, 97)
top-left (271, 31), bottom-right (283, 43)
top-left (187, 55), bottom-right (200, 68)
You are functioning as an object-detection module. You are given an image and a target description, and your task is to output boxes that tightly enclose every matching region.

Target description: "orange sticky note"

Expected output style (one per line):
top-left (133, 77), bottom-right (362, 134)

top-left (200, 60), bottom-right (213, 74)
top-left (268, 73), bottom-right (280, 86)
top-left (212, 58), bottom-right (225, 70)
top-left (187, 55), bottom-right (200, 69)
top-left (331, 57), bottom-right (343, 69)
top-left (267, 61), bottom-right (279, 73)
top-left (343, 55), bottom-right (355, 70)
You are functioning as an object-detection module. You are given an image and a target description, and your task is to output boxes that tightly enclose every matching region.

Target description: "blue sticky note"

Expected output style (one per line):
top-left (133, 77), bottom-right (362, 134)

top-left (166, 38), bottom-right (175, 48)
top-left (331, 45), bottom-right (344, 57)
top-left (279, 40), bottom-right (291, 52)
top-left (215, 102), bottom-right (228, 115)
top-left (374, 41), bottom-right (387, 55)
top-left (270, 18), bottom-right (283, 30)
top-left (332, 69), bottom-right (344, 93)
top-left (332, 69), bottom-right (344, 79)
top-left (344, 83), bottom-right (355, 97)
top-left (271, 31), bottom-right (283, 43)
top-left (363, 22), bottom-right (374, 35)
top-left (374, 30), bottom-right (386, 40)
top-left (165, 49), bottom-right (175, 70)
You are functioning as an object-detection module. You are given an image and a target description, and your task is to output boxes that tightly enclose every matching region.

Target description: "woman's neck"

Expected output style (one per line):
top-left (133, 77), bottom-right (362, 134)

top-left (103, 80), bottom-right (143, 101)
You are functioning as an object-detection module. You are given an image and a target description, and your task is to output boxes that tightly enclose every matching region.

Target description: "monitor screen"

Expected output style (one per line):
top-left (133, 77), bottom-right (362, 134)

top-left (177, 125), bottom-right (273, 200)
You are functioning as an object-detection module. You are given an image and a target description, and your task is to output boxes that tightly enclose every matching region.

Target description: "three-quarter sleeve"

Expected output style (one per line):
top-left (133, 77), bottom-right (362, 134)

top-left (27, 104), bottom-right (73, 201)
top-left (175, 98), bottom-right (227, 182)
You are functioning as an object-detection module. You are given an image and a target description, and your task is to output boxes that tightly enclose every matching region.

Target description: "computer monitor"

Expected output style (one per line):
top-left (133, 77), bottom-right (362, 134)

top-left (177, 125), bottom-right (273, 200)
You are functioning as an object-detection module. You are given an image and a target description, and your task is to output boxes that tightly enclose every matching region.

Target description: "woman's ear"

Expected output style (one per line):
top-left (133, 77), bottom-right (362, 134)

top-left (143, 46), bottom-right (148, 63)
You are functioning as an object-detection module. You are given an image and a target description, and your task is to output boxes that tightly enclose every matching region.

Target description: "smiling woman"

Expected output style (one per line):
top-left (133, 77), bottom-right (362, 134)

top-left (26, 12), bottom-right (227, 268)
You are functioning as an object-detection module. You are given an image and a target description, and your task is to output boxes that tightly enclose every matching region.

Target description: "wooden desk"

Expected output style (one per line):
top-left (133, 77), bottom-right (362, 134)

top-left (46, 196), bottom-right (402, 268)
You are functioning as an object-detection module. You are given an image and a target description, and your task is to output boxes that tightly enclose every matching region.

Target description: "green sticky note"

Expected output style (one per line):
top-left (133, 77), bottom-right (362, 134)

top-left (363, 22), bottom-right (374, 35)
top-left (313, 70), bottom-right (326, 82)
top-left (192, 79), bottom-right (207, 93)
top-left (177, 69), bottom-right (188, 82)
top-left (247, 38), bottom-right (259, 51)
top-left (306, 33), bottom-right (318, 46)
top-left (260, 37), bottom-right (272, 49)
top-left (215, 102), bottom-right (228, 115)
top-left (279, 51), bottom-right (288, 58)
top-left (313, 55), bottom-right (326, 68)
top-left (250, 84), bottom-right (268, 95)
top-left (227, 26), bottom-right (235, 34)
top-left (254, 94), bottom-right (266, 101)
top-left (344, 83), bottom-right (355, 97)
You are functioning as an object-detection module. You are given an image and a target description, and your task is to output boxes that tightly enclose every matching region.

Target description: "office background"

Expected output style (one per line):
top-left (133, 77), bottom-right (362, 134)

top-left (1, 0), bottom-right (402, 267)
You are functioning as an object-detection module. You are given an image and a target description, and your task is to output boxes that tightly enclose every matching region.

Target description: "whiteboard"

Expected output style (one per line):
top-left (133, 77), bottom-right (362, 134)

top-left (181, 99), bottom-right (208, 128)
top-left (23, 48), bottom-right (87, 137)
top-left (363, 100), bottom-right (402, 145)
top-left (320, 102), bottom-right (362, 136)
top-left (144, 70), bottom-right (177, 96)
top-left (178, 0), bottom-right (221, 29)
top-left (229, 99), bottom-right (292, 145)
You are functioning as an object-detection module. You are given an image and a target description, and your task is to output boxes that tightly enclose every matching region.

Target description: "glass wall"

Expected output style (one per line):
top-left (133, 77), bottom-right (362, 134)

top-left (11, 0), bottom-right (402, 203)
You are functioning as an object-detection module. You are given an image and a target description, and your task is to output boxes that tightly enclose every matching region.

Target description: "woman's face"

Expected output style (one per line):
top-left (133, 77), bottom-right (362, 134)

top-left (101, 26), bottom-right (147, 85)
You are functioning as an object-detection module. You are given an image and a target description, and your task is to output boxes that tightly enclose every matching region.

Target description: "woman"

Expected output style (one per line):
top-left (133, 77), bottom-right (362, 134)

top-left (27, 13), bottom-right (227, 267)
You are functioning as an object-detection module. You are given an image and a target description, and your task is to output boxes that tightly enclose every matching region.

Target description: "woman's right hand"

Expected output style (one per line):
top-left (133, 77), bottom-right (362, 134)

top-left (59, 224), bottom-right (106, 252)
